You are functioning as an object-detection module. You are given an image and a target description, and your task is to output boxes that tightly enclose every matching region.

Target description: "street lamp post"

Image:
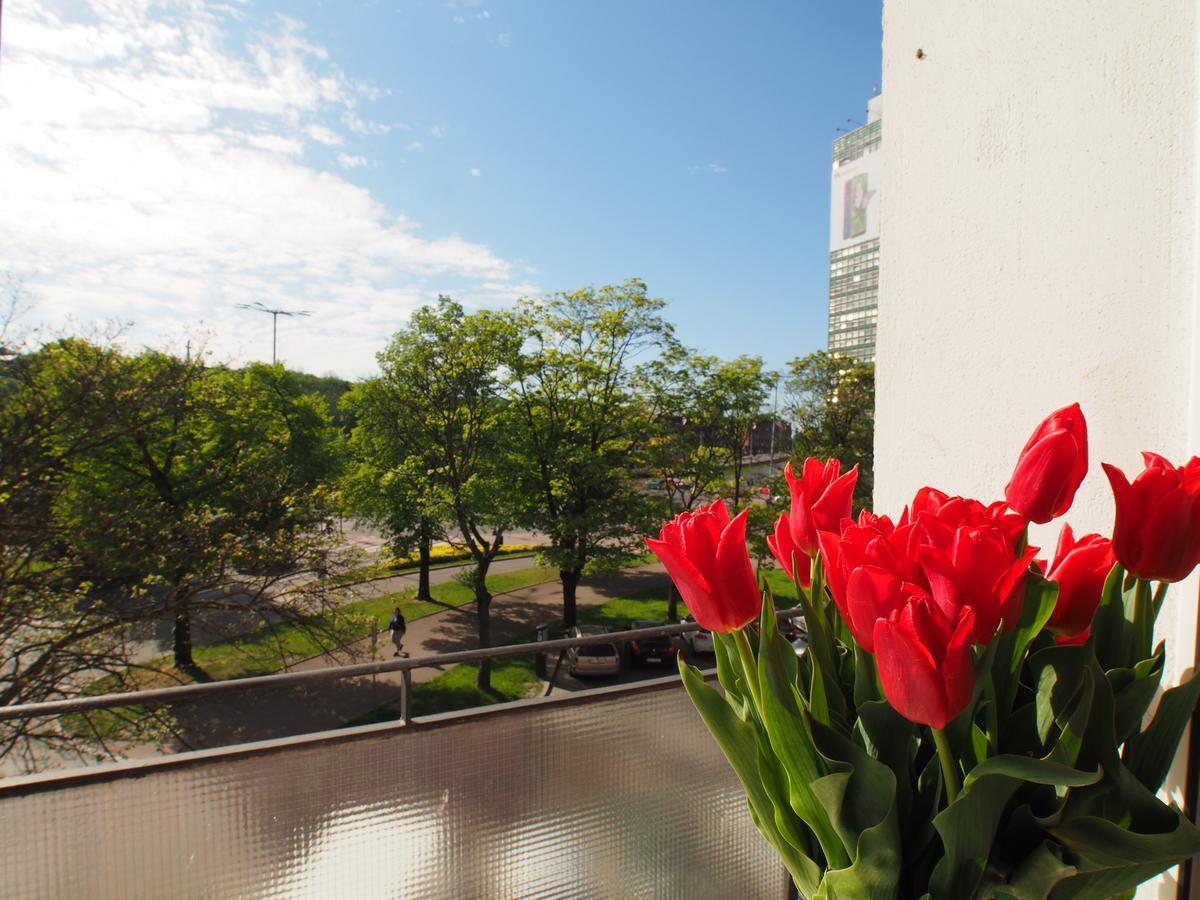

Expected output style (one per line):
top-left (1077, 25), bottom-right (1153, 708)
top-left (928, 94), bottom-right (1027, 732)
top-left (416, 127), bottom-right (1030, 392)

top-left (234, 301), bottom-right (312, 364)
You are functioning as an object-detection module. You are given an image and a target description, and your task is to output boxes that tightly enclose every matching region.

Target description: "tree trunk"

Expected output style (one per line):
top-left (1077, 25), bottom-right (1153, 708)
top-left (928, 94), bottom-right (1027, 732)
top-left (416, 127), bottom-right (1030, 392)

top-left (416, 525), bottom-right (433, 602)
top-left (667, 582), bottom-right (678, 622)
top-left (173, 606), bottom-right (194, 669)
top-left (561, 567), bottom-right (582, 629)
top-left (474, 561), bottom-right (493, 692)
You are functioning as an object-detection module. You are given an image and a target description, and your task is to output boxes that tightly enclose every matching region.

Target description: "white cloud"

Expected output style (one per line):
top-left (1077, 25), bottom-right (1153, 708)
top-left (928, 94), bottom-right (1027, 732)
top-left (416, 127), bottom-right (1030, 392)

top-left (476, 10), bottom-right (491, 19)
top-left (405, 140), bottom-right (423, 151)
top-left (429, 123), bottom-right (448, 138)
top-left (307, 123), bottom-right (343, 146)
top-left (342, 110), bottom-right (393, 134)
top-left (0, 1), bottom-right (531, 377)
top-left (497, 32), bottom-right (511, 48)
top-left (452, 15), bottom-right (465, 24)
top-left (688, 162), bottom-right (728, 175)
top-left (469, 167), bottom-right (481, 177)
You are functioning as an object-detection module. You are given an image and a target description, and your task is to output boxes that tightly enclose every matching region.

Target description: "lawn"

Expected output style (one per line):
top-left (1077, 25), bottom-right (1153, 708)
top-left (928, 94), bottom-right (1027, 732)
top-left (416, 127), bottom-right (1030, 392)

top-left (345, 657), bottom-right (542, 726)
top-left (331, 543), bottom-right (541, 586)
top-left (96, 562), bottom-right (562, 692)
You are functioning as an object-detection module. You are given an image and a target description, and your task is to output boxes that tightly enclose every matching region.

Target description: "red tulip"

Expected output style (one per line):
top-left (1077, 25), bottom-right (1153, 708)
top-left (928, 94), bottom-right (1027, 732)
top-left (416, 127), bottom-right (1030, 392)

top-left (767, 513), bottom-right (808, 587)
top-left (784, 458), bottom-right (858, 557)
top-left (1004, 403), bottom-right (1088, 524)
top-left (912, 486), bottom-right (1026, 548)
top-left (819, 513), bottom-right (925, 611)
top-left (873, 597), bottom-right (976, 729)
top-left (841, 565), bottom-right (929, 652)
top-left (919, 524), bottom-right (1039, 643)
top-left (1044, 524), bottom-right (1115, 642)
top-left (646, 499), bottom-right (761, 633)
top-left (1103, 452), bottom-right (1200, 583)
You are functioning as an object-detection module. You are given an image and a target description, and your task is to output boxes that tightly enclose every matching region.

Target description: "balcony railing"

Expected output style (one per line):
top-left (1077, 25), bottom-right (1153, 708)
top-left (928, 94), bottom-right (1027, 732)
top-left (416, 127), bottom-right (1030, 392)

top-left (0, 613), bottom-right (805, 897)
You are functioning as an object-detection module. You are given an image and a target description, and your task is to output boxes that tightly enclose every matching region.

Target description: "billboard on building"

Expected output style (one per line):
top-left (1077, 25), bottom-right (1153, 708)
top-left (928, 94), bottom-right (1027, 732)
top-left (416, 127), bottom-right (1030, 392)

top-left (829, 148), bottom-right (881, 252)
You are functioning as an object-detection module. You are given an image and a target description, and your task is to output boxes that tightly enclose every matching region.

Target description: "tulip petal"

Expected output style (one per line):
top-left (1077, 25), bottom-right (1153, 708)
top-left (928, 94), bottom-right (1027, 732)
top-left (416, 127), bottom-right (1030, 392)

top-left (645, 537), bottom-right (717, 628)
top-left (812, 464), bottom-right (859, 533)
top-left (712, 507), bottom-right (762, 631)
top-left (941, 608), bottom-right (977, 723)
top-left (845, 565), bottom-right (904, 651)
top-left (874, 614), bottom-right (950, 729)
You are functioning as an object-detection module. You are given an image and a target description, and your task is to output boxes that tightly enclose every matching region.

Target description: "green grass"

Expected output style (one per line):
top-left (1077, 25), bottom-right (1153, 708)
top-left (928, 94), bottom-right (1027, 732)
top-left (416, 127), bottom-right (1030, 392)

top-left (344, 657), bottom-right (540, 726)
top-left (330, 544), bottom-right (541, 586)
top-left (761, 569), bottom-right (801, 603)
top-left (97, 562), bottom-right (561, 692)
top-left (191, 562), bottom-right (559, 680)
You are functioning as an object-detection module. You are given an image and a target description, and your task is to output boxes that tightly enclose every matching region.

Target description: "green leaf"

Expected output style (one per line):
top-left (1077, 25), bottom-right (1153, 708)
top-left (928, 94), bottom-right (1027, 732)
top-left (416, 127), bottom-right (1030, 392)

top-left (1047, 812), bottom-right (1200, 899)
top-left (711, 630), bottom-right (745, 709)
top-left (679, 660), bottom-right (824, 895)
top-left (809, 718), bottom-right (902, 900)
top-left (993, 574), bottom-right (1059, 721)
top-left (929, 756), bottom-right (1100, 899)
top-left (756, 600), bottom-right (851, 870)
top-left (852, 643), bottom-right (879, 709)
top-left (991, 840), bottom-right (1078, 900)
top-left (1090, 563), bottom-right (1127, 672)
top-left (795, 556), bottom-right (847, 728)
top-left (1124, 668), bottom-right (1200, 791)
top-left (1030, 644), bottom-right (1093, 765)
top-left (1108, 648), bottom-right (1164, 745)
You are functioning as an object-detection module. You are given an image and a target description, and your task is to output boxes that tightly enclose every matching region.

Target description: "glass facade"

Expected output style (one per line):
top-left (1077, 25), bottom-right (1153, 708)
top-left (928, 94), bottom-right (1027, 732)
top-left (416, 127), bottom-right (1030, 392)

top-left (0, 679), bottom-right (784, 898)
top-left (829, 117), bottom-right (881, 363)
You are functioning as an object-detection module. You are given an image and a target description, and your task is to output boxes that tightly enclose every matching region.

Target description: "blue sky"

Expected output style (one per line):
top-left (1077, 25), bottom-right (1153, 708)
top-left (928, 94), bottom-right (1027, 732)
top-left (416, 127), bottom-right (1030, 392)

top-left (0, 0), bottom-right (882, 378)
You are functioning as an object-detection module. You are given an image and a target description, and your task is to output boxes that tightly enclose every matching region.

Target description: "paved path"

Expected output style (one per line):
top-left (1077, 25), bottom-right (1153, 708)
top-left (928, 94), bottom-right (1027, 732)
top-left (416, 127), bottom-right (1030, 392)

top-left (124, 555), bottom-right (541, 665)
top-left (146, 562), bottom-right (673, 754)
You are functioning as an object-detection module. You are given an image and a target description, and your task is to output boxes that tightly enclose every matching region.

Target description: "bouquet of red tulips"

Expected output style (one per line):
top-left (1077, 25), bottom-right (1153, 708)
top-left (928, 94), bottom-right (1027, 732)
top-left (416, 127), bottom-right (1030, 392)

top-left (648, 405), bottom-right (1200, 899)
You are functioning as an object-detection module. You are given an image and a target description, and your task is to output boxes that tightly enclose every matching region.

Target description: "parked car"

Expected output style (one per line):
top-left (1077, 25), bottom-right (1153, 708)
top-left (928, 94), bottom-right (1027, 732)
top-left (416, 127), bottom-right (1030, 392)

top-left (565, 625), bottom-right (621, 677)
top-left (680, 616), bottom-right (714, 654)
top-left (627, 620), bottom-right (679, 666)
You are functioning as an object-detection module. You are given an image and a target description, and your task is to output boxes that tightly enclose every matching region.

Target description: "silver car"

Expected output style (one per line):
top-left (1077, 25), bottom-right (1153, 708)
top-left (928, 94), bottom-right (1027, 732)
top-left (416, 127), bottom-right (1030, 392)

top-left (566, 625), bottom-right (621, 676)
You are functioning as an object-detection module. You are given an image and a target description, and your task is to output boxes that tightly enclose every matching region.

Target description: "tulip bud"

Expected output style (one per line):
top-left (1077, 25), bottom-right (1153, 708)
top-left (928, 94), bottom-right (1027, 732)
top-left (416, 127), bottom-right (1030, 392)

top-left (1103, 453), bottom-right (1200, 583)
top-left (1044, 524), bottom-right (1114, 642)
top-left (1004, 403), bottom-right (1088, 524)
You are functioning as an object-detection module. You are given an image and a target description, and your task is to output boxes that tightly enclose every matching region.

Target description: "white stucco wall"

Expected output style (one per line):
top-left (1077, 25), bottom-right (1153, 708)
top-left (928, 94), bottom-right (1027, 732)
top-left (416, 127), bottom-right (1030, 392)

top-left (877, 2), bottom-right (1198, 896)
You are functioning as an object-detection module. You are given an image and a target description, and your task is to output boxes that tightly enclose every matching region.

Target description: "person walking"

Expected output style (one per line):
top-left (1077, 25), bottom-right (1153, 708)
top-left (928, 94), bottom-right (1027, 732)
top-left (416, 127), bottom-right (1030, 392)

top-left (388, 606), bottom-right (407, 658)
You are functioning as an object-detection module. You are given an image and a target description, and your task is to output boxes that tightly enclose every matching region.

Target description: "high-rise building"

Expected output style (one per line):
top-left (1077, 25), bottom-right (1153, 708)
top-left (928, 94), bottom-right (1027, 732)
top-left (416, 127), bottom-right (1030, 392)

top-left (827, 95), bottom-right (881, 363)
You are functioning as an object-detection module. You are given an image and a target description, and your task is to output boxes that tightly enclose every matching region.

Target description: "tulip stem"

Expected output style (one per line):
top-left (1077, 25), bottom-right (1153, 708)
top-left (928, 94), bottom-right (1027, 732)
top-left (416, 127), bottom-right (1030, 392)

top-left (933, 728), bottom-right (961, 804)
top-left (733, 627), bottom-right (763, 712)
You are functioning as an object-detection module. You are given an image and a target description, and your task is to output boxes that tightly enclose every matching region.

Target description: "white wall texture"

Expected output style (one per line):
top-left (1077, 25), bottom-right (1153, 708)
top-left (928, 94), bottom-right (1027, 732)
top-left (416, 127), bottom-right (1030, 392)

top-left (877, 2), bottom-right (1198, 896)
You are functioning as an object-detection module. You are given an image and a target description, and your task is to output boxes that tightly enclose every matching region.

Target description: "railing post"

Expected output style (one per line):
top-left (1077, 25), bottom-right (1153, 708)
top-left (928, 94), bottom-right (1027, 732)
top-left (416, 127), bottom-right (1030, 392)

top-left (401, 669), bottom-right (413, 724)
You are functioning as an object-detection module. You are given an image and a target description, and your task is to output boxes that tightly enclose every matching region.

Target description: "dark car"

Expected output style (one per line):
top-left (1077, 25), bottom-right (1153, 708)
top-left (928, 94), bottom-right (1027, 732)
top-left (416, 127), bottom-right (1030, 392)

top-left (627, 620), bottom-right (679, 666)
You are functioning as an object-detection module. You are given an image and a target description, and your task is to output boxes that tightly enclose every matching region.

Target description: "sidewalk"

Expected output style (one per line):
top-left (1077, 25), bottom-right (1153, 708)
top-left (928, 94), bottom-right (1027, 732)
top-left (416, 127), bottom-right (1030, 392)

top-left (154, 562), bottom-right (671, 753)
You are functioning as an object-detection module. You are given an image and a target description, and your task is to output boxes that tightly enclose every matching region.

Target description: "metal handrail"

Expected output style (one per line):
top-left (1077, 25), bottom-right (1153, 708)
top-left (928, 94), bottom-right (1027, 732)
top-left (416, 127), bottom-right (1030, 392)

top-left (0, 606), bottom-right (808, 722)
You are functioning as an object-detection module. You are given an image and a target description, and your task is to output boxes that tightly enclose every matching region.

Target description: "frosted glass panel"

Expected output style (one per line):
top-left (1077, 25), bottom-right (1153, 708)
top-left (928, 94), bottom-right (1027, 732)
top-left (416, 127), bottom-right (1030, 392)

top-left (0, 682), bottom-right (783, 898)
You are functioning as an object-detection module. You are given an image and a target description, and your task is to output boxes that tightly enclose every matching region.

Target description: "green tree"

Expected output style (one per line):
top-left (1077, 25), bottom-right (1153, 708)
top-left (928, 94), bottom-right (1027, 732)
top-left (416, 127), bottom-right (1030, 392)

top-left (704, 355), bottom-right (774, 507)
top-left (508, 279), bottom-right (672, 628)
top-left (53, 351), bottom-right (342, 669)
top-left (784, 350), bottom-right (875, 509)
top-left (340, 378), bottom-right (448, 601)
top-left (636, 349), bottom-right (733, 518)
top-left (0, 335), bottom-right (182, 765)
top-left (374, 298), bottom-right (521, 690)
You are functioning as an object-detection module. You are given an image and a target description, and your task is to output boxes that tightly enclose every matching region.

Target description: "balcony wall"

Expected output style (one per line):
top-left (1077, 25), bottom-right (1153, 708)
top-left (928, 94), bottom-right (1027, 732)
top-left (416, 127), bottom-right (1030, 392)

top-left (0, 676), bottom-right (782, 898)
